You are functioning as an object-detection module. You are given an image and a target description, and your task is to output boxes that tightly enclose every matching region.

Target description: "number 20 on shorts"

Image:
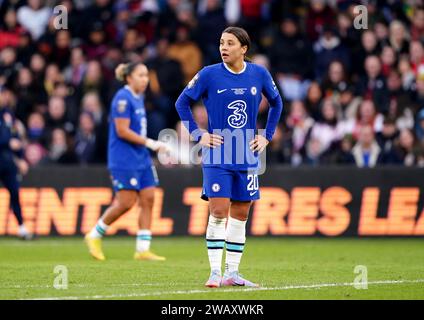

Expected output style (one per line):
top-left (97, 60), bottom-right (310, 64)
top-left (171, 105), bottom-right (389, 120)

top-left (247, 174), bottom-right (259, 191)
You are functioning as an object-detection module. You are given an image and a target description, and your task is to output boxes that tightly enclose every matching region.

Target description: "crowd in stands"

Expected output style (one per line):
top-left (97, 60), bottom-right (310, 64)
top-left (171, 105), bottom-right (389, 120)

top-left (1, 0), bottom-right (424, 167)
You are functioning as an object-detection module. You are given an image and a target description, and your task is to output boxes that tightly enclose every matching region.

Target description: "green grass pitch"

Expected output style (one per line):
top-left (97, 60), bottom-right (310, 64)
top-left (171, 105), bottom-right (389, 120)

top-left (0, 237), bottom-right (423, 300)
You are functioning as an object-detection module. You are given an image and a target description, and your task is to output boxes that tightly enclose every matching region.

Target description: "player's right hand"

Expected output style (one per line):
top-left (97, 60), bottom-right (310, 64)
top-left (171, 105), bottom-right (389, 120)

top-left (199, 132), bottom-right (223, 148)
top-left (9, 138), bottom-right (22, 151)
top-left (145, 138), bottom-right (171, 153)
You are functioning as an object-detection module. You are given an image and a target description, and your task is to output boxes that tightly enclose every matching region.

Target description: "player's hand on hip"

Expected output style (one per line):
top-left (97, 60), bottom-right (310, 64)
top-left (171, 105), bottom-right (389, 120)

top-left (199, 132), bottom-right (223, 148)
top-left (250, 135), bottom-right (269, 153)
top-left (145, 138), bottom-right (171, 153)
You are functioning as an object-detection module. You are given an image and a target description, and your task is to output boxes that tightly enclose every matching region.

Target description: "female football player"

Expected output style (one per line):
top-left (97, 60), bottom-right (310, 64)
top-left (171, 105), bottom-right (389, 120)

top-left (85, 62), bottom-right (168, 261)
top-left (175, 27), bottom-right (283, 287)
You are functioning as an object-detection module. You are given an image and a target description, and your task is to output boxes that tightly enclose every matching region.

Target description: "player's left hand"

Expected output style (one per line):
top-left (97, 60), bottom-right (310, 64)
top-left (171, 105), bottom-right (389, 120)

top-left (249, 135), bottom-right (269, 153)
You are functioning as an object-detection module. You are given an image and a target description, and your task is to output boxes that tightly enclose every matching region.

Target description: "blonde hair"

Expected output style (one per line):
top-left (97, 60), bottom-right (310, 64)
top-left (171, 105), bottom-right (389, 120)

top-left (115, 62), bottom-right (147, 82)
top-left (115, 63), bottom-right (129, 82)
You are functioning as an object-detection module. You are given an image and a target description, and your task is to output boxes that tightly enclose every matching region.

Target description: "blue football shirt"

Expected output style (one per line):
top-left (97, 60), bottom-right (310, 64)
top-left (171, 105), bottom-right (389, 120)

top-left (182, 62), bottom-right (280, 170)
top-left (108, 85), bottom-right (151, 171)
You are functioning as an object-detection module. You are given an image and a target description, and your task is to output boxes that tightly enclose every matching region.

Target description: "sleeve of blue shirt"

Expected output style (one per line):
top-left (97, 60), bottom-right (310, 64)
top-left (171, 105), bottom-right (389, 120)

top-left (261, 67), bottom-right (283, 142)
top-left (175, 69), bottom-right (208, 142)
top-left (111, 91), bottom-right (131, 120)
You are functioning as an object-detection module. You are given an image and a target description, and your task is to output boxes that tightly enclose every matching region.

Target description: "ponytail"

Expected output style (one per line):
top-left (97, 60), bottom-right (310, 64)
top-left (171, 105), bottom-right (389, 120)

top-left (115, 62), bottom-right (146, 83)
top-left (115, 63), bottom-right (129, 82)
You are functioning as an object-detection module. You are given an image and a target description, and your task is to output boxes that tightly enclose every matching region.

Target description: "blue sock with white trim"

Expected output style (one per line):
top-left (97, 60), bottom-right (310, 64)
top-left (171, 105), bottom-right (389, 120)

top-left (206, 215), bottom-right (227, 274)
top-left (89, 219), bottom-right (109, 238)
top-left (136, 229), bottom-right (152, 252)
top-left (225, 217), bottom-right (246, 274)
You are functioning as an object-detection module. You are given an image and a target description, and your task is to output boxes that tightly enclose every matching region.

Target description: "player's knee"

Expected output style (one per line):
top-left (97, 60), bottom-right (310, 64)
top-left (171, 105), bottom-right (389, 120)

top-left (209, 206), bottom-right (228, 219)
top-left (117, 197), bottom-right (137, 212)
top-left (140, 194), bottom-right (155, 209)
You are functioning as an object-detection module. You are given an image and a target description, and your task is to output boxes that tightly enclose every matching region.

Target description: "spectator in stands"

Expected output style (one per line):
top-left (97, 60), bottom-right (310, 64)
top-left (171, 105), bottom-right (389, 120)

top-left (63, 47), bottom-right (87, 88)
top-left (74, 111), bottom-right (97, 164)
top-left (380, 46), bottom-right (397, 77)
top-left (44, 127), bottom-right (78, 164)
top-left (340, 99), bottom-right (384, 139)
top-left (196, 0), bottom-right (227, 64)
top-left (302, 137), bottom-right (323, 166)
top-left (411, 70), bottom-right (424, 110)
top-left (338, 84), bottom-right (362, 121)
top-left (398, 56), bottom-right (415, 91)
top-left (51, 30), bottom-right (72, 70)
top-left (336, 11), bottom-right (360, 50)
top-left (269, 14), bottom-right (313, 79)
top-left (13, 67), bottom-right (38, 122)
top-left (83, 22), bottom-right (109, 61)
top-left (43, 63), bottom-right (63, 97)
top-left (146, 37), bottom-right (184, 136)
top-left (80, 91), bottom-right (108, 162)
top-left (376, 117), bottom-right (399, 156)
top-left (321, 60), bottom-right (351, 99)
top-left (373, 18), bottom-right (389, 44)
top-left (16, 29), bottom-right (34, 66)
top-left (284, 100), bottom-right (315, 165)
top-left (313, 25), bottom-right (350, 82)
top-left (26, 111), bottom-right (47, 146)
top-left (25, 141), bottom-right (47, 167)
top-left (392, 128), bottom-right (420, 166)
top-left (45, 95), bottom-right (74, 136)
top-left (0, 46), bottom-right (18, 86)
top-left (321, 133), bottom-right (355, 165)
top-left (266, 125), bottom-right (285, 164)
top-left (305, 0), bottom-right (335, 42)
top-left (16, 0), bottom-right (51, 41)
top-left (387, 20), bottom-right (409, 56)
top-left (0, 9), bottom-right (23, 49)
top-left (410, 6), bottom-right (424, 42)
top-left (353, 30), bottom-right (381, 77)
top-left (350, 125), bottom-right (382, 167)
top-left (415, 109), bottom-right (424, 142)
top-left (78, 60), bottom-right (108, 106)
top-left (355, 55), bottom-right (389, 114)
top-left (386, 70), bottom-right (415, 131)
top-left (168, 23), bottom-right (203, 85)
top-left (269, 14), bottom-right (313, 101)
top-left (409, 40), bottom-right (424, 76)
top-left (305, 81), bottom-right (323, 120)
top-left (121, 28), bottom-right (146, 57)
top-left (307, 98), bottom-right (342, 157)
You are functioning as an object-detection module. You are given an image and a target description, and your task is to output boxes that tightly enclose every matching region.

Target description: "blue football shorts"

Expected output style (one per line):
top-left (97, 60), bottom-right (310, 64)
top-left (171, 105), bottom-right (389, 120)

top-left (201, 166), bottom-right (260, 202)
top-left (110, 166), bottom-right (159, 192)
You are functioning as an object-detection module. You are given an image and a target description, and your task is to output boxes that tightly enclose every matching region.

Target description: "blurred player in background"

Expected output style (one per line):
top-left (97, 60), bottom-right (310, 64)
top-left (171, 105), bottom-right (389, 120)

top-left (0, 88), bottom-right (32, 240)
top-left (176, 27), bottom-right (283, 287)
top-left (85, 62), bottom-right (169, 261)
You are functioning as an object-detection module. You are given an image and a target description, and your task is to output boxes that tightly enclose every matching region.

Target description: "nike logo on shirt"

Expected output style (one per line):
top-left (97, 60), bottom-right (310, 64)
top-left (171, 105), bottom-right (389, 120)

top-left (217, 89), bottom-right (227, 94)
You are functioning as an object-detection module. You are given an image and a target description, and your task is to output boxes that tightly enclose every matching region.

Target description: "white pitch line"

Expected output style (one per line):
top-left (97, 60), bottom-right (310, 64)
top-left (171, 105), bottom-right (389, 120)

top-left (0, 282), bottom-right (195, 290)
top-left (21, 279), bottom-right (424, 300)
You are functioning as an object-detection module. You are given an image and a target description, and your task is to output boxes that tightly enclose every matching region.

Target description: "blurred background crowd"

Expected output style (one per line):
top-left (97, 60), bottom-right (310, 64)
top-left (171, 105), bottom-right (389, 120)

top-left (1, 0), bottom-right (424, 168)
